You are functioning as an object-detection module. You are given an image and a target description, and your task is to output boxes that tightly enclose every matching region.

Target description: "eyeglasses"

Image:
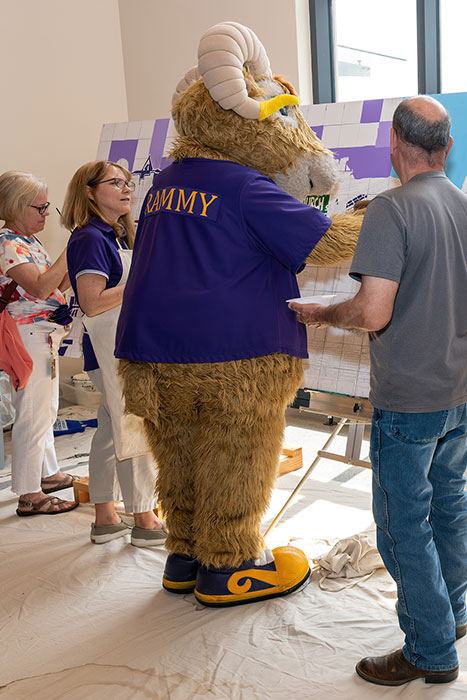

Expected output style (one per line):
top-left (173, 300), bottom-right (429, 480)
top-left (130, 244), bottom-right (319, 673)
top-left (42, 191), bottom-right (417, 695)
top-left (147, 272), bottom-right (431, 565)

top-left (30, 202), bottom-right (50, 216)
top-left (94, 178), bottom-right (135, 191)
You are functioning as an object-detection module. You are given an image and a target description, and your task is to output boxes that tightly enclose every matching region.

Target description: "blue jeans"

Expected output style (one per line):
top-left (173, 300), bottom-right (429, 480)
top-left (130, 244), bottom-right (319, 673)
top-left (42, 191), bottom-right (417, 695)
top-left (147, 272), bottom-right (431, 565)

top-left (371, 404), bottom-right (467, 671)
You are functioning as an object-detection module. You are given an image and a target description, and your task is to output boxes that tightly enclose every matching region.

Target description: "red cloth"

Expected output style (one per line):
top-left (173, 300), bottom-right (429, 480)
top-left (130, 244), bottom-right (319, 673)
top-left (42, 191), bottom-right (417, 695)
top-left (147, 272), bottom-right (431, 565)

top-left (0, 310), bottom-right (33, 390)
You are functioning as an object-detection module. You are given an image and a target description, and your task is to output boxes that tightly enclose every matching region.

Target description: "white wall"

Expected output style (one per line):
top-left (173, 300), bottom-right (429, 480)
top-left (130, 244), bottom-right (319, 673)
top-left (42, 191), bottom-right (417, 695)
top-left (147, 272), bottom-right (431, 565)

top-left (0, 0), bottom-right (129, 258)
top-left (118, 0), bottom-right (311, 121)
top-left (1, 0), bottom-right (311, 257)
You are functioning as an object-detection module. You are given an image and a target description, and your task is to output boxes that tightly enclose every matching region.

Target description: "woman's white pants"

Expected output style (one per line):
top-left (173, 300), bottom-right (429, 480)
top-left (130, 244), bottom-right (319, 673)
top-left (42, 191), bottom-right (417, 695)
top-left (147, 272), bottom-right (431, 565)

top-left (87, 368), bottom-right (156, 514)
top-left (11, 322), bottom-right (60, 495)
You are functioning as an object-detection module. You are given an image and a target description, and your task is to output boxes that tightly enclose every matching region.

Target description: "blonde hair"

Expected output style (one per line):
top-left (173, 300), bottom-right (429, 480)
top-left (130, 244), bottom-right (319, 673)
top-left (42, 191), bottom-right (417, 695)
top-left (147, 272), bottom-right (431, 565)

top-left (61, 161), bottom-right (135, 246)
top-left (0, 170), bottom-right (47, 223)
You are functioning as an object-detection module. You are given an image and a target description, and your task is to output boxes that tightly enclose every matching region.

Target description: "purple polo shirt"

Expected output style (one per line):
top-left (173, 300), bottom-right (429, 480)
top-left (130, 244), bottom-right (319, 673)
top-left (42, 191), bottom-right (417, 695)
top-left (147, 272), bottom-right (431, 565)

top-left (115, 159), bottom-right (331, 363)
top-left (67, 217), bottom-right (126, 370)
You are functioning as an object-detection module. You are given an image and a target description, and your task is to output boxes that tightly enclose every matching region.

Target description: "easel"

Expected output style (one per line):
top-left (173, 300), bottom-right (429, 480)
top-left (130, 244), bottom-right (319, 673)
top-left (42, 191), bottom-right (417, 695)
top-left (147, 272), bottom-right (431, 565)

top-left (265, 389), bottom-right (373, 535)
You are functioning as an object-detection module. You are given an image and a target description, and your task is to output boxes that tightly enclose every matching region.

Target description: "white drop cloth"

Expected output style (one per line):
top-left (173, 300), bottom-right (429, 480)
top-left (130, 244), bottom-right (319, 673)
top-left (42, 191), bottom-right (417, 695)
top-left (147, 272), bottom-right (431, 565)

top-left (1, 410), bottom-right (466, 699)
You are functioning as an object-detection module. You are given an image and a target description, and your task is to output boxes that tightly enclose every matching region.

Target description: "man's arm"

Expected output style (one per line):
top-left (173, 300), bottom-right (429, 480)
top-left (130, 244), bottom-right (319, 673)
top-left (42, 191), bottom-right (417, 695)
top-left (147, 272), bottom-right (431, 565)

top-left (289, 275), bottom-right (399, 332)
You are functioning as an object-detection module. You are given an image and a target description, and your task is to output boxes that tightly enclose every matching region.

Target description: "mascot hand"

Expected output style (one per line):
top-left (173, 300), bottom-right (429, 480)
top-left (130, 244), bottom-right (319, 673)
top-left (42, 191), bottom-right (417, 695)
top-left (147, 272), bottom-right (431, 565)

top-left (353, 199), bottom-right (371, 214)
top-left (305, 212), bottom-right (362, 266)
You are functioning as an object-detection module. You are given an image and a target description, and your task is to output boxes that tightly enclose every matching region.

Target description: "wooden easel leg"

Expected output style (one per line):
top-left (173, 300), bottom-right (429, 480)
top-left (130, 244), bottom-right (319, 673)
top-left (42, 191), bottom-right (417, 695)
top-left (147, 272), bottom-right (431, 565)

top-left (345, 422), bottom-right (365, 462)
top-left (264, 417), bottom-right (347, 536)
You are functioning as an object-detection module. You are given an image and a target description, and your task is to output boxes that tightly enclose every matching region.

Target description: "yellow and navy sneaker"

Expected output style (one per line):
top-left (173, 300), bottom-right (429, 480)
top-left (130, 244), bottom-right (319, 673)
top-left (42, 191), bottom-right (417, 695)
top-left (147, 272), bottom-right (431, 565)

top-left (162, 552), bottom-right (199, 593)
top-left (194, 546), bottom-right (310, 607)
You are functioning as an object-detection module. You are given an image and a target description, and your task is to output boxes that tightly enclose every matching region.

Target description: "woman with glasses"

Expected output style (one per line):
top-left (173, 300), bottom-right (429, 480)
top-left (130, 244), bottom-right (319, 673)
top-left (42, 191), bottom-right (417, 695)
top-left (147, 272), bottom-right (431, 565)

top-left (0, 170), bottom-right (78, 516)
top-left (62, 161), bottom-right (166, 546)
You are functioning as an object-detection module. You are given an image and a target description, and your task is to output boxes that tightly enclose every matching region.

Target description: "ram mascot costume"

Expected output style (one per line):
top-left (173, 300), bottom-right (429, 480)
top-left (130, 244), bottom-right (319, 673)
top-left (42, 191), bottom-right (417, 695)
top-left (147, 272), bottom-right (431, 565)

top-left (116, 22), bottom-right (362, 607)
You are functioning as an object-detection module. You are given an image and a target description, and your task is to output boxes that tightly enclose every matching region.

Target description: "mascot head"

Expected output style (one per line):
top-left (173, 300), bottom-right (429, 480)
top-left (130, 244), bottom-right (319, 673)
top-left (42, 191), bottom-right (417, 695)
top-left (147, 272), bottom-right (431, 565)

top-left (170, 21), bottom-right (338, 202)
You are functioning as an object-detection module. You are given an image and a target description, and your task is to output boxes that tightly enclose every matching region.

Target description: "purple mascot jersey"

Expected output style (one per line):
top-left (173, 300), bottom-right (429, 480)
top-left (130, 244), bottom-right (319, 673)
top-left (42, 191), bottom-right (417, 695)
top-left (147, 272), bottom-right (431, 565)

top-left (115, 158), bottom-right (331, 363)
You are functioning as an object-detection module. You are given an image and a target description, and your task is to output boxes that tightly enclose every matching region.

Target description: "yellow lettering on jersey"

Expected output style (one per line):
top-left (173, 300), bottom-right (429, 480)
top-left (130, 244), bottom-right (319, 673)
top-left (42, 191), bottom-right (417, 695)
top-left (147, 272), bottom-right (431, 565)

top-left (146, 190), bottom-right (160, 214)
top-left (161, 188), bottom-right (176, 211)
top-left (198, 192), bottom-right (218, 217)
top-left (145, 193), bottom-right (154, 214)
top-left (175, 189), bottom-right (198, 214)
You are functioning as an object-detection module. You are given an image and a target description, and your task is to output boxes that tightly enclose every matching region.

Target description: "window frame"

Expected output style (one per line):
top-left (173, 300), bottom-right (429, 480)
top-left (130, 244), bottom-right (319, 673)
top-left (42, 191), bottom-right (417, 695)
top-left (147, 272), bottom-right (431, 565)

top-left (309, 0), bottom-right (441, 103)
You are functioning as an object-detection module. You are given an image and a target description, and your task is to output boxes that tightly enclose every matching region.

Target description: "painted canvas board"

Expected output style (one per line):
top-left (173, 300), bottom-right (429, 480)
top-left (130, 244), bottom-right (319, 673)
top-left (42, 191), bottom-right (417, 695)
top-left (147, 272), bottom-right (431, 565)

top-left (96, 93), bottom-right (467, 399)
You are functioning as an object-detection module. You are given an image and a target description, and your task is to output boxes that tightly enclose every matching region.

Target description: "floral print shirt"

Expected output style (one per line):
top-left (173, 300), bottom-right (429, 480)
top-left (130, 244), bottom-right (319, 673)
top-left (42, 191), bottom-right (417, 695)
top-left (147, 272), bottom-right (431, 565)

top-left (0, 229), bottom-right (66, 325)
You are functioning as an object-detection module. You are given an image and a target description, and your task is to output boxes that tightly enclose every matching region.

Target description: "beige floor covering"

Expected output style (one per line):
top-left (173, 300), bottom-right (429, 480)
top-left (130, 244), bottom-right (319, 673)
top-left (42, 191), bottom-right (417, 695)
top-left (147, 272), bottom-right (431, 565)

top-left (0, 407), bottom-right (466, 699)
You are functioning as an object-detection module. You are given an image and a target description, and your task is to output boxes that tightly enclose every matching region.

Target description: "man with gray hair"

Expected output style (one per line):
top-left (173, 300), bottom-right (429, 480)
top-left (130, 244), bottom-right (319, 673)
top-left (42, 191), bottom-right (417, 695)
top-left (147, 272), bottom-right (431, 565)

top-left (290, 95), bottom-right (467, 686)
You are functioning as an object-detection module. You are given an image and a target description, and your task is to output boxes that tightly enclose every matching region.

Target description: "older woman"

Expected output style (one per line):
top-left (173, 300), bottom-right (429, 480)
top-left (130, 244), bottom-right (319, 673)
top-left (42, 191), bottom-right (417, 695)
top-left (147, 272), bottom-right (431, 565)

top-left (62, 161), bottom-right (166, 546)
top-left (0, 170), bottom-right (78, 515)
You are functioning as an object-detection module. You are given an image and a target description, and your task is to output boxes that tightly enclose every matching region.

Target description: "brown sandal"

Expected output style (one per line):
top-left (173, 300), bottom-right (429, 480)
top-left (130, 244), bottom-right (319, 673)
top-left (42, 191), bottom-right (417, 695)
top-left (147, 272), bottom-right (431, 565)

top-left (16, 495), bottom-right (79, 517)
top-left (41, 473), bottom-right (78, 495)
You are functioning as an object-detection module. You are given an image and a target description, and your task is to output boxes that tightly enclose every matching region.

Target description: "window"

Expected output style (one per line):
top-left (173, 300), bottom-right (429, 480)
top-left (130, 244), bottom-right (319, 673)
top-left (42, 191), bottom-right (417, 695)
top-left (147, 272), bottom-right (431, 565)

top-left (333, 0), bottom-right (418, 102)
top-left (440, 0), bottom-right (467, 93)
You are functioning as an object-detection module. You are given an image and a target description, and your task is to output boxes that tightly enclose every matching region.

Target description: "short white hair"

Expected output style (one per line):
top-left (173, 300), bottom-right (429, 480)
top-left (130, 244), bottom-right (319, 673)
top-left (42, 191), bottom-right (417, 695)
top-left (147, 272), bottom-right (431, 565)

top-left (0, 170), bottom-right (47, 222)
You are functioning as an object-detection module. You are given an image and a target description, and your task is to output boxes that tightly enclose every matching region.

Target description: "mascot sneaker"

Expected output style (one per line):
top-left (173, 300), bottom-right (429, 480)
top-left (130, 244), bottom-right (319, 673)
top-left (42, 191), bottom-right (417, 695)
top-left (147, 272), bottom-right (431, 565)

top-left (194, 546), bottom-right (310, 607)
top-left (162, 552), bottom-right (199, 593)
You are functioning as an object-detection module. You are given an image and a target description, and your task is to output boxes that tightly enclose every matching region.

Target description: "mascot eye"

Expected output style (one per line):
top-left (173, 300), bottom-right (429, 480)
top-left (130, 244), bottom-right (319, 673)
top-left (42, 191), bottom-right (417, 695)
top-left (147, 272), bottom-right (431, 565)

top-left (279, 106), bottom-right (288, 116)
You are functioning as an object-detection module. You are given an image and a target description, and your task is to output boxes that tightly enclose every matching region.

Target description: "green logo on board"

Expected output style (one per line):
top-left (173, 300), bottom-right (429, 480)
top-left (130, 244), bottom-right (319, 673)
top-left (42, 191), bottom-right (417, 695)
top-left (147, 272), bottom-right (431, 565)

top-left (305, 193), bottom-right (330, 214)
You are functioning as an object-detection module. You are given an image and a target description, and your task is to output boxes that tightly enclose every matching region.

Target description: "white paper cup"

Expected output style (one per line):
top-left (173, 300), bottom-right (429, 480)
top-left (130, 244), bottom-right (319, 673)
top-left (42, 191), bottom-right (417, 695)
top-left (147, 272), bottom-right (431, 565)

top-left (286, 294), bottom-right (336, 305)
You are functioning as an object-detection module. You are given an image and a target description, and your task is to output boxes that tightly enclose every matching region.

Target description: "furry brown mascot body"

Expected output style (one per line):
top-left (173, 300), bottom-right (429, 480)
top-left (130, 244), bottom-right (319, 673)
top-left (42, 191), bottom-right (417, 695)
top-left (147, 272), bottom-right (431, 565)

top-left (116, 22), bottom-right (363, 607)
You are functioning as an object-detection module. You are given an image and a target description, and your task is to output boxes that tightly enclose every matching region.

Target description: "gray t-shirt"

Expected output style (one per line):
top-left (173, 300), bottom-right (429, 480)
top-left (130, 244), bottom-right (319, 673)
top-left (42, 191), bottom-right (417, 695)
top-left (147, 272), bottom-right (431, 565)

top-left (350, 171), bottom-right (467, 412)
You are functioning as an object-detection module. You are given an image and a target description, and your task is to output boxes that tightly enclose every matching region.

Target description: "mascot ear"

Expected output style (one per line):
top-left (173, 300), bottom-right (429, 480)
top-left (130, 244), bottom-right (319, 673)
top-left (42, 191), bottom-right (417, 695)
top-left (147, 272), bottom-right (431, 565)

top-left (172, 65), bottom-right (200, 110)
top-left (273, 75), bottom-right (299, 98)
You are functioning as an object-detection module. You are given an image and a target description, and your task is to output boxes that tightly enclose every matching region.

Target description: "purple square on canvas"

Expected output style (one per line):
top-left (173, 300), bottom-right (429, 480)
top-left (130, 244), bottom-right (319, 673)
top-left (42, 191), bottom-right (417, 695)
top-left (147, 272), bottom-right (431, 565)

top-left (310, 125), bottom-right (324, 140)
top-left (376, 121), bottom-right (392, 147)
top-left (108, 140), bottom-right (138, 171)
top-left (361, 99), bottom-right (383, 123)
top-left (150, 119), bottom-right (170, 169)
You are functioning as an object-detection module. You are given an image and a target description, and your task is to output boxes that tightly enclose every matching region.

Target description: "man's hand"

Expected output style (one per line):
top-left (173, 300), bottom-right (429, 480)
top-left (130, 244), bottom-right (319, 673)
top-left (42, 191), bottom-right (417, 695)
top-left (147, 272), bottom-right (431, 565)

top-left (289, 302), bottom-right (326, 326)
top-left (289, 276), bottom-right (398, 332)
